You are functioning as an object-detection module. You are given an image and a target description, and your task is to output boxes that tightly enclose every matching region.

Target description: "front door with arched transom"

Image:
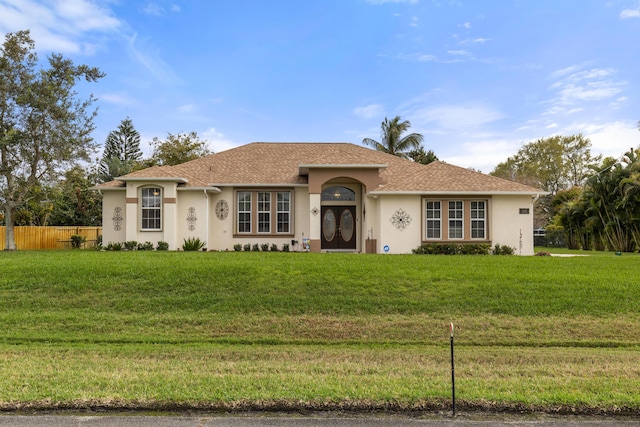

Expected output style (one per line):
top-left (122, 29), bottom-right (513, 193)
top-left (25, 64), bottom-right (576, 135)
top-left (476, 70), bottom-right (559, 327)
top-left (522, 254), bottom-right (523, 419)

top-left (321, 206), bottom-right (356, 250)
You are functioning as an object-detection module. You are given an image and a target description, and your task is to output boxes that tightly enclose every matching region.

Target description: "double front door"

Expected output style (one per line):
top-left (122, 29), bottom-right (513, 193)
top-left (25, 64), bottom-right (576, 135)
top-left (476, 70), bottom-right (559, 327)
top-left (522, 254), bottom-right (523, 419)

top-left (321, 206), bottom-right (356, 250)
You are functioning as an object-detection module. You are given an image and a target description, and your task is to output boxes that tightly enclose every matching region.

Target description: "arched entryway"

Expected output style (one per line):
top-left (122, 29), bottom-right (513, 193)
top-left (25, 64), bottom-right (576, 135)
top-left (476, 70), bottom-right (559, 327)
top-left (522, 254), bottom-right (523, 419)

top-left (320, 185), bottom-right (357, 251)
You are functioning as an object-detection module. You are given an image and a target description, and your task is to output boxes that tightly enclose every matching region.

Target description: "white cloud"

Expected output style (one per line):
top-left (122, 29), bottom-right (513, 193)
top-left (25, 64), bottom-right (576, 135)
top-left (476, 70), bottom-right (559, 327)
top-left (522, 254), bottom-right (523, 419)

top-left (0, 0), bottom-right (121, 55)
top-left (201, 127), bottom-right (240, 153)
top-left (100, 92), bottom-right (137, 106)
top-left (620, 7), bottom-right (640, 18)
top-left (126, 33), bottom-right (181, 84)
top-left (412, 103), bottom-right (504, 130)
top-left (365, 0), bottom-right (419, 4)
top-left (461, 22), bottom-right (471, 29)
top-left (578, 121), bottom-right (640, 158)
top-left (545, 66), bottom-right (627, 115)
top-left (445, 139), bottom-right (519, 173)
top-left (178, 104), bottom-right (196, 113)
top-left (354, 104), bottom-right (385, 120)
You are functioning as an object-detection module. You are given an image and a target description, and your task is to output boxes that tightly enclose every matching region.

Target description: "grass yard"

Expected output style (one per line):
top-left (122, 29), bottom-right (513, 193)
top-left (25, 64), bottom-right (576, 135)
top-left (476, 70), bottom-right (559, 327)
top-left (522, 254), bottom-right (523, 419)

top-left (0, 250), bottom-right (639, 414)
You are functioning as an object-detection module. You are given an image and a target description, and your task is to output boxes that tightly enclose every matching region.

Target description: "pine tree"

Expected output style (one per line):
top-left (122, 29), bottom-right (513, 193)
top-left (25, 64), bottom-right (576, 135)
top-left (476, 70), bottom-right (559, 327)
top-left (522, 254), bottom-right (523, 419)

top-left (99, 117), bottom-right (142, 182)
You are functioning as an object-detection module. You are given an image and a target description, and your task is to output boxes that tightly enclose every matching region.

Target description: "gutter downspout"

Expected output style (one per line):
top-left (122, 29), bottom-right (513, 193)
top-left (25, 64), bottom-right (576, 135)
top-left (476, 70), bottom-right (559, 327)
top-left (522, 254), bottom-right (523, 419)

top-left (204, 189), bottom-right (209, 251)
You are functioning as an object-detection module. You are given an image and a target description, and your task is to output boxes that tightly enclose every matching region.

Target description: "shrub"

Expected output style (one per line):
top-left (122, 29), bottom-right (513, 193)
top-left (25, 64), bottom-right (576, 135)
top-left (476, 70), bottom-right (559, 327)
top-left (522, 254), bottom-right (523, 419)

top-left (233, 244), bottom-right (242, 252)
top-left (413, 243), bottom-right (491, 255)
top-left (243, 243), bottom-right (251, 252)
top-left (282, 243), bottom-right (290, 252)
top-left (70, 234), bottom-right (86, 249)
top-left (138, 241), bottom-right (154, 251)
top-left (96, 234), bottom-right (102, 247)
top-left (270, 243), bottom-right (279, 252)
top-left (252, 243), bottom-right (260, 252)
top-left (156, 241), bottom-right (169, 251)
top-left (492, 244), bottom-right (515, 255)
top-left (535, 251), bottom-right (551, 256)
top-left (261, 243), bottom-right (270, 252)
top-left (124, 241), bottom-right (138, 251)
top-left (105, 242), bottom-right (122, 251)
top-left (182, 237), bottom-right (206, 251)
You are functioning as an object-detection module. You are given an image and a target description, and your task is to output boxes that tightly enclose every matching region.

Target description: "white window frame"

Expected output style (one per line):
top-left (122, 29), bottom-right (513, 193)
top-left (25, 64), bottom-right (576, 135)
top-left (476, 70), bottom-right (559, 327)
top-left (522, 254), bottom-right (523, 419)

top-left (425, 201), bottom-right (441, 239)
top-left (257, 192), bottom-right (271, 233)
top-left (448, 201), bottom-right (464, 240)
top-left (235, 190), bottom-right (294, 236)
top-left (471, 201), bottom-right (486, 239)
top-left (237, 191), bottom-right (252, 234)
top-left (276, 191), bottom-right (291, 234)
top-left (140, 187), bottom-right (162, 231)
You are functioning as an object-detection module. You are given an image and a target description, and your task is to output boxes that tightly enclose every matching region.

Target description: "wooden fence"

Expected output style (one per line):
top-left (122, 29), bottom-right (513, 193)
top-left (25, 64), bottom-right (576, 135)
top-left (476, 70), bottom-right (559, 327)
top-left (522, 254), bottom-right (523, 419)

top-left (0, 226), bottom-right (102, 250)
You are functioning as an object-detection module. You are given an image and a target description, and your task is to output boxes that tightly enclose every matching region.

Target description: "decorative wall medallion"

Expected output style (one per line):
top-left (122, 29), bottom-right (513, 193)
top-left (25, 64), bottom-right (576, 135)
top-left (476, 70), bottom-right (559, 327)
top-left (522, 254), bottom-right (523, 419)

top-left (311, 207), bottom-right (319, 216)
top-left (112, 207), bottom-right (123, 231)
top-left (215, 199), bottom-right (229, 220)
top-left (390, 208), bottom-right (412, 230)
top-left (186, 207), bottom-right (197, 231)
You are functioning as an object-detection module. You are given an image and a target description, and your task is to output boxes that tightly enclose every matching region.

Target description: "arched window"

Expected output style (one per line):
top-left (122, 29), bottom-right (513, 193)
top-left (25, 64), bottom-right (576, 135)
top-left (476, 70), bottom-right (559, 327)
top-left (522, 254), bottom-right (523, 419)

top-left (141, 187), bottom-right (162, 230)
top-left (321, 186), bottom-right (355, 201)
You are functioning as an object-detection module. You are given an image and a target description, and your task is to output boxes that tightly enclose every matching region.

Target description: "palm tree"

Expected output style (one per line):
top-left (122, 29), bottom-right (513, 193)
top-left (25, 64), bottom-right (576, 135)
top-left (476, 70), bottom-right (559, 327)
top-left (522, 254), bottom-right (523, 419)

top-left (362, 116), bottom-right (424, 159)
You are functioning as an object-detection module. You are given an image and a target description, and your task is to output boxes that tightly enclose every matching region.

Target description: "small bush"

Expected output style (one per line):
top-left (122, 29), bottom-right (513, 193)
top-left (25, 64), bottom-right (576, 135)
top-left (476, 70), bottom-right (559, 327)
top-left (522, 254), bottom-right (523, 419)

top-left (156, 241), bottom-right (169, 251)
top-left (182, 237), bottom-right (206, 251)
top-left (413, 243), bottom-right (491, 255)
top-left (138, 241), bottom-right (154, 251)
top-left (124, 241), bottom-right (138, 251)
top-left (270, 243), bottom-right (279, 252)
top-left (233, 244), bottom-right (242, 252)
top-left (252, 243), bottom-right (260, 252)
top-left (492, 244), bottom-right (515, 255)
top-left (261, 243), bottom-right (270, 252)
top-left (70, 234), bottom-right (86, 249)
top-left (106, 242), bottom-right (122, 251)
top-left (535, 251), bottom-right (551, 256)
top-left (243, 243), bottom-right (251, 252)
top-left (282, 243), bottom-right (290, 252)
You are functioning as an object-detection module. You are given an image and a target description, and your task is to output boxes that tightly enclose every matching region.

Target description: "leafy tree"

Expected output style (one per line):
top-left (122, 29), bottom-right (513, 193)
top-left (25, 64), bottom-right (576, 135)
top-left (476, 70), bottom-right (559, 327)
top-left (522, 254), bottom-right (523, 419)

top-left (362, 116), bottom-right (424, 159)
top-left (150, 131), bottom-right (211, 166)
top-left (48, 166), bottom-right (102, 226)
top-left (491, 134), bottom-right (600, 194)
top-left (99, 117), bottom-right (143, 182)
top-left (0, 30), bottom-right (104, 250)
top-left (408, 145), bottom-right (439, 165)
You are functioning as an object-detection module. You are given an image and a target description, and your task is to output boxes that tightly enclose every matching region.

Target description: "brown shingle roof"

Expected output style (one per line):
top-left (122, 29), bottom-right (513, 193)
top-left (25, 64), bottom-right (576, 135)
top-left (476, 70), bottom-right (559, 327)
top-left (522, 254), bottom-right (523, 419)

top-left (95, 142), bottom-right (543, 194)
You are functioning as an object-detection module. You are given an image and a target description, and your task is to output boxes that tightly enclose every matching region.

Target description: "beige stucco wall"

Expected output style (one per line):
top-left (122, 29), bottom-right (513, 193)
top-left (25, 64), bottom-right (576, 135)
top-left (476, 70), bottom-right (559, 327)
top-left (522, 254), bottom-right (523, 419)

top-left (376, 195), bottom-right (423, 254)
top-left (207, 187), bottom-right (310, 251)
top-left (100, 190), bottom-right (126, 245)
top-left (490, 195), bottom-right (535, 255)
top-left (176, 190), bottom-right (209, 250)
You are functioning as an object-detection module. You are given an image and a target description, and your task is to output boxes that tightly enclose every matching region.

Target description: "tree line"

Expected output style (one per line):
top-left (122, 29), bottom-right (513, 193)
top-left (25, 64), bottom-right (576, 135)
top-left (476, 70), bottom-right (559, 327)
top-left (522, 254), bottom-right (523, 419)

top-left (0, 30), bottom-right (211, 249)
top-left (490, 135), bottom-right (640, 252)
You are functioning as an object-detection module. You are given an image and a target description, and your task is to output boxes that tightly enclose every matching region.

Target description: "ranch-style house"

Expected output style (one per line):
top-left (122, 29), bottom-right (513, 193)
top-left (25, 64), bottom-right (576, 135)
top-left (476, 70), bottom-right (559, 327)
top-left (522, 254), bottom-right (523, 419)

top-left (95, 142), bottom-right (544, 254)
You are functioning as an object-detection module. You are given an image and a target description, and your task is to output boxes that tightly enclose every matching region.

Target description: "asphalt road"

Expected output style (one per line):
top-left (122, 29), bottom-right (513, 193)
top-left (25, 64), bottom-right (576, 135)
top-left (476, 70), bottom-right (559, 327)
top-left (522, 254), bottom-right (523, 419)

top-left (1, 414), bottom-right (640, 426)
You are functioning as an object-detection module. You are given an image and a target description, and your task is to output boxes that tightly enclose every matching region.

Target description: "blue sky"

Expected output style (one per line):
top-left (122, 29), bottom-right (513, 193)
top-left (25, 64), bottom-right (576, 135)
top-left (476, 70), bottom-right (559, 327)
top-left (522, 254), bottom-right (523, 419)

top-left (1, 0), bottom-right (640, 172)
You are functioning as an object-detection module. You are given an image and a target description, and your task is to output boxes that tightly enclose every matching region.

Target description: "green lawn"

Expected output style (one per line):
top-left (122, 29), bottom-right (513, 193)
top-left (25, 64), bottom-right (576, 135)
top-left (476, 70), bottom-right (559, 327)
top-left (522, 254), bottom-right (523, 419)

top-left (0, 250), bottom-right (639, 413)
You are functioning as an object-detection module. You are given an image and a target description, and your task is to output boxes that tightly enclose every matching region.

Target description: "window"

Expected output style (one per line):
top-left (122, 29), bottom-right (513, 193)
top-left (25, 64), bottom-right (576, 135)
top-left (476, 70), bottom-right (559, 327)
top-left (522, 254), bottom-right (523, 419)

top-left (425, 201), bottom-right (441, 239)
top-left (141, 187), bottom-right (162, 230)
top-left (277, 191), bottom-right (291, 233)
top-left (322, 186), bottom-right (355, 201)
top-left (448, 201), bottom-right (463, 239)
top-left (237, 191), bottom-right (252, 233)
top-left (471, 201), bottom-right (486, 239)
top-left (257, 192), bottom-right (271, 233)
top-left (236, 190), bottom-right (293, 235)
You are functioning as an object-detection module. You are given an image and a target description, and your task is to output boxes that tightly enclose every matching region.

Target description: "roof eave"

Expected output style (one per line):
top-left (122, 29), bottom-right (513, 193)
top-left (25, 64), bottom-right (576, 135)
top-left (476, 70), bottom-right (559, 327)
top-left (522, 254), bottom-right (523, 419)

top-left (367, 190), bottom-right (548, 196)
top-left (117, 176), bottom-right (189, 184)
